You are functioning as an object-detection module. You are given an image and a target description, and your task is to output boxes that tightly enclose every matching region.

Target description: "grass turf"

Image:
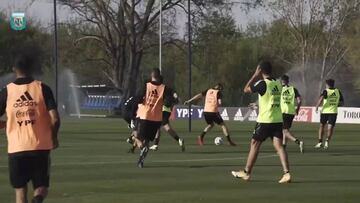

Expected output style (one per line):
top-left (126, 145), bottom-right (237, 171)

top-left (0, 118), bottom-right (360, 203)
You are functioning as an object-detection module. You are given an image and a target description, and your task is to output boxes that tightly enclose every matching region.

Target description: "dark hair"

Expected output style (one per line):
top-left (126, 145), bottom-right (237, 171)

top-left (215, 83), bottom-right (223, 90)
top-left (281, 75), bottom-right (289, 82)
top-left (259, 61), bottom-right (272, 75)
top-left (14, 54), bottom-right (34, 75)
top-left (159, 75), bottom-right (164, 83)
top-left (326, 79), bottom-right (335, 88)
top-left (151, 68), bottom-right (161, 81)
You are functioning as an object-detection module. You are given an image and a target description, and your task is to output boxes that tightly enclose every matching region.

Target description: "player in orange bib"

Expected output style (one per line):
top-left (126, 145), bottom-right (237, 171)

top-left (135, 68), bottom-right (176, 168)
top-left (184, 83), bottom-right (236, 146)
top-left (0, 53), bottom-right (60, 203)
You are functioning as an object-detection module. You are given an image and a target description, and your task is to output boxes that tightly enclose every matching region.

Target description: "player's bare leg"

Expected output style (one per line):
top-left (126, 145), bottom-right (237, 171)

top-left (324, 125), bottom-right (334, 149)
top-left (315, 124), bottom-right (325, 148)
top-left (283, 129), bottom-right (304, 153)
top-left (138, 139), bottom-right (150, 168)
top-left (163, 124), bottom-right (185, 152)
top-left (231, 139), bottom-right (261, 181)
top-left (32, 187), bottom-right (48, 203)
top-left (273, 137), bottom-right (291, 183)
top-left (15, 186), bottom-right (28, 203)
top-left (198, 124), bottom-right (214, 145)
top-left (220, 123), bottom-right (236, 146)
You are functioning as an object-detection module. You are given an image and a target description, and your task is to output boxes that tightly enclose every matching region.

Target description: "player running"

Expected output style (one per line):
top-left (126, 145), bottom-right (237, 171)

top-left (314, 79), bottom-right (344, 149)
top-left (184, 83), bottom-right (236, 146)
top-left (280, 75), bottom-right (304, 153)
top-left (150, 87), bottom-right (185, 152)
top-left (0, 53), bottom-right (60, 203)
top-left (121, 95), bottom-right (142, 153)
top-left (136, 68), bottom-right (175, 168)
top-left (231, 61), bottom-right (291, 183)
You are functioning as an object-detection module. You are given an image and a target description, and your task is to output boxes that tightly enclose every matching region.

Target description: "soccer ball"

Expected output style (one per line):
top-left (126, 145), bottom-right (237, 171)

top-left (214, 137), bottom-right (223, 146)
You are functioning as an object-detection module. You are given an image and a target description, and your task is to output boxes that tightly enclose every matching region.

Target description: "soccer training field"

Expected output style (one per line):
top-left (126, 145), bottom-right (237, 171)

top-left (0, 118), bottom-right (359, 203)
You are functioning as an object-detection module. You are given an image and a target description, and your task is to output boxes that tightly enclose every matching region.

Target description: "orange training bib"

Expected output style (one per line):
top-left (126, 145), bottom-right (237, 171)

top-left (6, 80), bottom-right (53, 153)
top-left (138, 82), bottom-right (165, 122)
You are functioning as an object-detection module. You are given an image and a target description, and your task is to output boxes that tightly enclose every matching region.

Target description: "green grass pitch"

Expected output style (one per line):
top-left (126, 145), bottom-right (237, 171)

top-left (1, 118), bottom-right (360, 203)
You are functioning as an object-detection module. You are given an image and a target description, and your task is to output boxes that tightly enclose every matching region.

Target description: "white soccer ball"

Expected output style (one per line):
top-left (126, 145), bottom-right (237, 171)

top-left (214, 137), bottom-right (224, 146)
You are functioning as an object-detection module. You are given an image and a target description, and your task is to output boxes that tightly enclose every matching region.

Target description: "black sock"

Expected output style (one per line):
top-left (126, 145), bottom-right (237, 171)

top-left (200, 131), bottom-right (206, 139)
top-left (226, 135), bottom-right (232, 142)
top-left (294, 139), bottom-right (300, 145)
top-left (154, 138), bottom-right (160, 145)
top-left (32, 195), bottom-right (44, 203)
top-left (318, 139), bottom-right (323, 143)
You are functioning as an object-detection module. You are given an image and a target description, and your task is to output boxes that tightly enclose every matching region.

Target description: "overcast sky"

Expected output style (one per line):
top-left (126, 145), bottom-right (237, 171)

top-left (0, 0), bottom-right (272, 33)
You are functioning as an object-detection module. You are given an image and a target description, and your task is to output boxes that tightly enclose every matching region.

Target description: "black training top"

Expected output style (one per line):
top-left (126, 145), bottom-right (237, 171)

top-left (251, 77), bottom-right (277, 96)
top-left (0, 77), bottom-right (57, 117)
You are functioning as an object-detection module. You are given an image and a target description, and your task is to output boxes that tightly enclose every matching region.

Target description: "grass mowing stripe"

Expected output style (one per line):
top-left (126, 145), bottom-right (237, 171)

top-left (0, 154), bottom-right (278, 168)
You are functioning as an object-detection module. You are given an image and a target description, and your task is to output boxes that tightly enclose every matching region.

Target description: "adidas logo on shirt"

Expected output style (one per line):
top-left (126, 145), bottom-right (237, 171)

top-left (329, 92), bottom-right (337, 97)
top-left (151, 89), bottom-right (158, 96)
top-left (283, 90), bottom-right (290, 95)
top-left (13, 91), bottom-right (37, 108)
top-left (271, 85), bottom-right (281, 95)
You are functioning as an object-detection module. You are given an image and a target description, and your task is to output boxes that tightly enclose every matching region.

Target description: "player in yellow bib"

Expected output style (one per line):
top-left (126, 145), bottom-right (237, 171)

top-left (231, 61), bottom-right (291, 183)
top-left (280, 75), bottom-right (304, 153)
top-left (315, 79), bottom-right (344, 149)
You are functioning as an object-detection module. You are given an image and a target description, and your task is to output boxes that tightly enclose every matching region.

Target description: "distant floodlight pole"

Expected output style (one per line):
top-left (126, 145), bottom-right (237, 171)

top-left (187, 0), bottom-right (192, 132)
top-left (53, 0), bottom-right (59, 102)
top-left (159, 0), bottom-right (162, 72)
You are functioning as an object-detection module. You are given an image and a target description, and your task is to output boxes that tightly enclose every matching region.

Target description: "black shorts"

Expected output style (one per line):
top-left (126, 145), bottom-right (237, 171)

top-left (320, 113), bottom-right (337, 126)
top-left (282, 114), bottom-right (295, 129)
top-left (204, 112), bottom-right (224, 125)
top-left (9, 150), bottom-right (50, 189)
top-left (252, 123), bottom-right (283, 142)
top-left (162, 111), bottom-right (171, 126)
top-left (138, 119), bottom-right (162, 141)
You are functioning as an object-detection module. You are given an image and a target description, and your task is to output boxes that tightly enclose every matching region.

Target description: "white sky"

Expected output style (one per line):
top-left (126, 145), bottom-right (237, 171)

top-left (0, 0), bottom-right (272, 33)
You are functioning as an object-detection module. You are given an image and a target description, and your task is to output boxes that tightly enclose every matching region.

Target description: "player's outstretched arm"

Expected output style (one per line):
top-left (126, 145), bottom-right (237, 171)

top-left (296, 96), bottom-right (302, 115)
top-left (184, 93), bottom-right (203, 105)
top-left (315, 96), bottom-right (324, 113)
top-left (244, 66), bottom-right (262, 93)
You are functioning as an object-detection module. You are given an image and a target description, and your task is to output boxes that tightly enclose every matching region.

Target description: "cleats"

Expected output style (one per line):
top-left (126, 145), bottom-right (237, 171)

top-left (231, 170), bottom-right (250, 181)
top-left (126, 137), bottom-right (134, 145)
top-left (179, 138), bottom-right (185, 152)
top-left (324, 141), bottom-right (329, 150)
top-left (314, 142), bottom-right (323, 149)
top-left (279, 172), bottom-right (291, 184)
top-left (149, 145), bottom-right (159, 151)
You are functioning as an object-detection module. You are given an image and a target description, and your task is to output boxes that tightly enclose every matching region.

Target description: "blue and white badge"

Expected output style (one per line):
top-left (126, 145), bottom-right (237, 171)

top-left (10, 12), bottom-right (26, 31)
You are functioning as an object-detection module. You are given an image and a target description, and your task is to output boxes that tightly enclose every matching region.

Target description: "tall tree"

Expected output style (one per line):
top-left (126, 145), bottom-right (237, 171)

top-left (267, 0), bottom-right (360, 104)
top-left (60, 0), bottom-right (182, 97)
